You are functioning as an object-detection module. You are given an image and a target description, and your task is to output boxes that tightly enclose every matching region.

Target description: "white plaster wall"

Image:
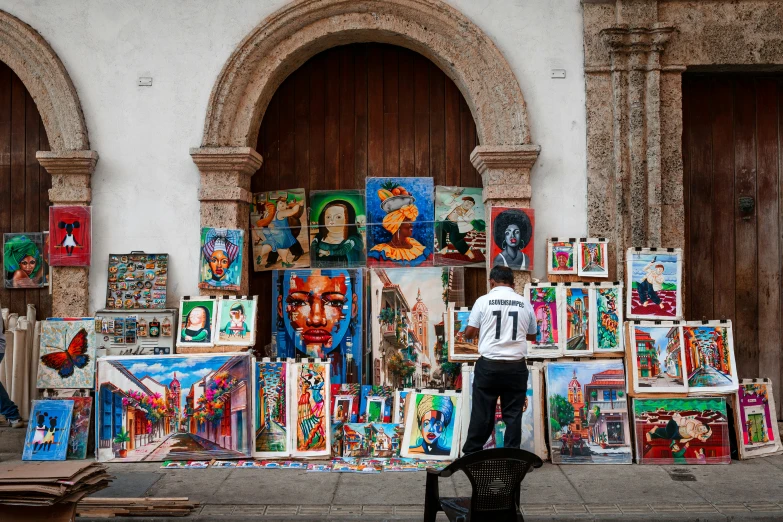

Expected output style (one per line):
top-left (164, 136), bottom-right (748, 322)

top-left (1, 0), bottom-right (587, 311)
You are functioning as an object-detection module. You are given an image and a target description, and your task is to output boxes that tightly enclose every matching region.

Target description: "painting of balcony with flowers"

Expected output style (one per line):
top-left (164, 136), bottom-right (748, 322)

top-left (96, 353), bottom-right (253, 462)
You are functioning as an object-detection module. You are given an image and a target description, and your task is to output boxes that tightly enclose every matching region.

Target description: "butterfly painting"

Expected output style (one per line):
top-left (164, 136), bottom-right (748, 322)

top-left (37, 319), bottom-right (96, 389)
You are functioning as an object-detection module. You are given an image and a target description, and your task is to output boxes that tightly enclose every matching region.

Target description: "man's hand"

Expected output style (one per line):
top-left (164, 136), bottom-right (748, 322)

top-left (526, 333), bottom-right (537, 342)
top-left (464, 326), bottom-right (479, 341)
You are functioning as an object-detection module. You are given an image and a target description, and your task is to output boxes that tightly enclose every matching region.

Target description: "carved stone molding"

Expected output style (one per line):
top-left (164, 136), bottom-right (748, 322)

top-left (37, 150), bottom-right (98, 205)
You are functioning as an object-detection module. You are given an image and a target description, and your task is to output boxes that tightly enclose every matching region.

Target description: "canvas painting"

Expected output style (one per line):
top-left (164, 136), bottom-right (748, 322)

top-left (628, 323), bottom-right (687, 394)
top-left (591, 284), bottom-right (624, 353)
top-left (447, 307), bottom-right (479, 362)
top-left (251, 188), bottom-right (308, 271)
top-left (331, 384), bottom-right (361, 424)
top-left (366, 177), bottom-right (434, 267)
top-left (489, 207), bottom-right (534, 271)
top-left (199, 228), bottom-right (244, 291)
top-left (547, 239), bottom-right (576, 275)
top-left (23, 400), bottom-right (74, 461)
top-left (38, 319), bottom-right (97, 389)
top-left (546, 360), bottom-right (632, 464)
top-left (401, 390), bottom-right (461, 460)
top-left (255, 361), bottom-right (290, 458)
top-left (309, 189), bottom-right (366, 268)
top-left (343, 423), bottom-right (401, 458)
top-left (393, 389), bottom-right (412, 424)
top-left (272, 269), bottom-right (363, 384)
top-left (578, 239), bottom-right (609, 278)
top-left (61, 396), bottom-right (92, 460)
top-left (214, 296), bottom-right (258, 346)
top-left (49, 206), bottom-right (91, 266)
top-left (360, 385), bottom-right (393, 423)
top-left (682, 321), bottom-right (738, 394)
top-left (562, 284), bottom-right (591, 356)
top-left (370, 267), bottom-right (465, 388)
top-left (524, 284), bottom-right (562, 358)
top-left (3, 232), bottom-right (45, 289)
top-left (177, 297), bottom-right (217, 348)
top-left (626, 248), bottom-right (682, 320)
top-left (633, 397), bottom-right (730, 464)
top-left (735, 379), bottom-right (783, 459)
top-left (96, 353), bottom-right (253, 462)
top-left (292, 361), bottom-right (331, 457)
top-left (434, 186), bottom-right (486, 267)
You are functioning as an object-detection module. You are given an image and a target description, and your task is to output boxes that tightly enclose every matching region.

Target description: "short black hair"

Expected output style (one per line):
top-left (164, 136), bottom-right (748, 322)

top-left (492, 208), bottom-right (532, 249)
top-left (489, 266), bottom-right (514, 285)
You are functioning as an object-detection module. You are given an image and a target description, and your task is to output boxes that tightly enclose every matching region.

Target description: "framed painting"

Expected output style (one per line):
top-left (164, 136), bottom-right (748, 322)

top-left (3, 232), bottom-right (45, 289)
top-left (292, 361), bottom-right (331, 458)
top-left (250, 188), bottom-right (308, 271)
top-left (342, 423), bottom-right (371, 457)
top-left (545, 360), bottom-right (632, 464)
top-left (37, 318), bottom-right (97, 389)
top-left (366, 177), bottom-right (434, 267)
top-left (49, 206), bottom-right (91, 266)
top-left (577, 239), bottom-right (609, 278)
top-left (524, 283), bottom-right (562, 358)
top-left (342, 423), bottom-right (401, 458)
top-left (254, 360), bottom-right (291, 458)
top-left (447, 306), bottom-right (479, 362)
top-left (628, 322), bottom-right (687, 394)
top-left (401, 390), bottom-right (462, 461)
top-left (96, 353), bottom-right (253, 462)
top-left (590, 283), bottom-right (624, 354)
top-left (434, 186), bottom-right (485, 267)
top-left (626, 248), bottom-right (682, 320)
top-left (309, 189), bottom-right (366, 268)
top-left (329, 383), bottom-right (360, 457)
top-left (61, 396), bottom-right (92, 460)
top-left (23, 400), bottom-right (74, 461)
top-left (393, 389), bottom-right (412, 424)
top-left (682, 321), bottom-right (739, 394)
top-left (547, 239), bottom-right (576, 275)
top-left (489, 207), bottom-right (534, 271)
top-left (177, 297), bottom-right (217, 349)
top-left (633, 397), bottom-right (730, 465)
top-left (735, 379), bottom-right (783, 459)
top-left (562, 283), bottom-right (592, 356)
top-left (214, 296), bottom-right (258, 346)
top-left (360, 385), bottom-right (393, 423)
top-left (272, 269), bottom-right (363, 384)
top-left (199, 228), bottom-right (244, 291)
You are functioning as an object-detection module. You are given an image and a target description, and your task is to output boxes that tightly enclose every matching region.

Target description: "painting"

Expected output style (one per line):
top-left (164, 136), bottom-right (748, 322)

top-left (447, 307), bottom-right (478, 362)
top-left (292, 361), bottom-right (331, 457)
top-left (106, 253), bottom-right (169, 309)
top-left (370, 267), bottom-right (465, 388)
top-left (489, 207), bottom-right (534, 271)
top-left (272, 269), bottom-right (363, 384)
top-left (23, 400), bottom-right (74, 461)
top-left (682, 321), bottom-right (738, 394)
top-left (199, 228), bottom-right (244, 291)
top-left (177, 297), bottom-right (217, 348)
top-left (546, 360), bottom-right (632, 464)
top-left (309, 189), bottom-right (366, 268)
top-left (562, 284), bottom-right (591, 356)
top-left (735, 379), bottom-right (783, 459)
top-left (360, 385), bottom-right (393, 423)
top-left (61, 396), bottom-right (92, 460)
top-left (434, 186), bottom-right (486, 267)
top-left (330, 383), bottom-right (361, 456)
top-left (366, 177), bottom-right (434, 267)
top-left (393, 389), bottom-right (411, 424)
top-left (578, 239), bottom-right (609, 278)
top-left (3, 232), bottom-right (45, 289)
top-left (547, 239), bottom-right (576, 275)
top-left (255, 361), bottom-right (290, 458)
top-left (400, 390), bottom-right (462, 461)
top-left (250, 188), bottom-right (308, 271)
top-left (96, 353), bottom-right (253, 462)
top-left (633, 397), bottom-right (730, 464)
top-left (591, 284), bottom-right (624, 353)
top-left (42, 231), bottom-right (50, 285)
top-left (49, 206), bottom-right (91, 266)
top-left (524, 284), bottom-right (562, 358)
top-left (37, 318), bottom-right (97, 389)
top-left (343, 423), bottom-right (401, 458)
top-left (628, 323), bottom-right (687, 394)
top-left (626, 248), bottom-right (682, 320)
top-left (214, 296), bottom-right (258, 346)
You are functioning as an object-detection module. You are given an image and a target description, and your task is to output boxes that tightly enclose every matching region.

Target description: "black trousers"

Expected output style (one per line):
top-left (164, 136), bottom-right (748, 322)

top-left (462, 357), bottom-right (528, 454)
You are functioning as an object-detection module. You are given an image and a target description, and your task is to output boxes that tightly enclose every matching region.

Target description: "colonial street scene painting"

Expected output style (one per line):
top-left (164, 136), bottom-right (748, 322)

top-left (96, 354), bottom-right (252, 462)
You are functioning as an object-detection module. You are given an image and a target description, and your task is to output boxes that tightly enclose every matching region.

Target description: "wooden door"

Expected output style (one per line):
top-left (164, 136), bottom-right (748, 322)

top-left (683, 74), bottom-right (783, 409)
top-left (250, 43), bottom-right (483, 352)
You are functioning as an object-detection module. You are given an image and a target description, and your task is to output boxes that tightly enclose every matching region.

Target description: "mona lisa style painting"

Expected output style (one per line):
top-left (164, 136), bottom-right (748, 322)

top-left (198, 228), bottom-right (244, 292)
top-left (400, 390), bottom-right (462, 460)
top-left (309, 190), bottom-right (366, 268)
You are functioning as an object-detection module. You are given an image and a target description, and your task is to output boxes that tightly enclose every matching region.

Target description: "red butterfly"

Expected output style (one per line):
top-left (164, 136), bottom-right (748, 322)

top-left (41, 329), bottom-right (90, 379)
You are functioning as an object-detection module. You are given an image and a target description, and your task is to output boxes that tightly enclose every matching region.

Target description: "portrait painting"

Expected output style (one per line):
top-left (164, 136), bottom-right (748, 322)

top-left (215, 296), bottom-right (258, 346)
top-left (3, 232), bottom-right (45, 289)
top-left (682, 321), bottom-right (738, 394)
top-left (547, 239), bottom-right (576, 275)
top-left (37, 318), bottom-right (97, 389)
top-left (49, 206), bottom-right (91, 266)
top-left (626, 248), bottom-right (682, 320)
top-left (199, 227), bottom-right (244, 291)
top-left (562, 284), bottom-right (591, 356)
top-left (292, 361), bottom-right (331, 457)
top-left (434, 186), bottom-right (486, 267)
top-left (578, 239), bottom-right (609, 278)
top-left (309, 189), bottom-right (366, 268)
top-left (23, 400), bottom-right (74, 461)
top-left (447, 307), bottom-right (479, 362)
top-left (366, 177), bottom-right (434, 267)
top-left (401, 391), bottom-right (461, 461)
top-left (251, 188), bottom-right (308, 271)
top-left (591, 284), bottom-right (624, 353)
top-left (524, 283), bottom-right (562, 358)
top-left (489, 207), bottom-right (535, 271)
top-left (255, 361), bottom-right (290, 458)
top-left (735, 379), bottom-right (783, 459)
top-left (628, 323), bottom-right (687, 394)
top-left (177, 297), bottom-right (217, 348)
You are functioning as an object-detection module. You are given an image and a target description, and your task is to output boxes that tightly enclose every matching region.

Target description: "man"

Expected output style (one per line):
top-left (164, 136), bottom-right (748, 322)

top-left (0, 315), bottom-right (26, 428)
top-left (462, 266), bottom-right (536, 454)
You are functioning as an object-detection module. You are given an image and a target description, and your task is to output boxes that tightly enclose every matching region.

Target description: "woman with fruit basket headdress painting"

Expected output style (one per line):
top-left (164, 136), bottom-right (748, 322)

top-left (367, 181), bottom-right (432, 267)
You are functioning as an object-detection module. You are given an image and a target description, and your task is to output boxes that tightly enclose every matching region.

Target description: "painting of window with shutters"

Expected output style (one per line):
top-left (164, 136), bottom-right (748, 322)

top-left (292, 361), bottom-right (331, 457)
top-left (434, 186), bottom-right (485, 267)
top-left (591, 284), bottom-right (624, 353)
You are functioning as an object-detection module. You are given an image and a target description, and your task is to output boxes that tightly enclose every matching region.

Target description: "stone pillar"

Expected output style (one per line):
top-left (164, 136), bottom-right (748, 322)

top-left (36, 150), bottom-right (98, 317)
top-left (470, 145), bottom-right (540, 293)
top-left (190, 147), bottom-right (263, 297)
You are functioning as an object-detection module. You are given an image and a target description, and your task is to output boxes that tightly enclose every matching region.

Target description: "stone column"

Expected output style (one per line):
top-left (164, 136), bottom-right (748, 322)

top-left (36, 150), bottom-right (98, 317)
top-left (190, 147), bottom-right (263, 297)
top-left (470, 145), bottom-right (540, 293)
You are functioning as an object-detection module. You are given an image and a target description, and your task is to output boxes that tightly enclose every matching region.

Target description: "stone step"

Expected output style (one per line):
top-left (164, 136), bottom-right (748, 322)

top-left (0, 425), bottom-right (26, 454)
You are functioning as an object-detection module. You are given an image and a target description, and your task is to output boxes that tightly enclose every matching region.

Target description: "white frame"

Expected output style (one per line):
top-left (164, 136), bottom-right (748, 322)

top-left (290, 359), bottom-right (332, 458)
top-left (735, 378), bottom-right (783, 459)
top-left (546, 238), bottom-right (578, 275)
top-left (627, 321), bottom-right (688, 394)
top-left (577, 238), bottom-right (609, 278)
top-left (447, 304), bottom-right (479, 362)
top-left (682, 320), bottom-right (739, 394)
top-left (253, 358), bottom-right (294, 459)
top-left (365, 397), bottom-right (387, 422)
top-left (524, 283), bottom-right (563, 358)
top-left (332, 395), bottom-right (355, 424)
top-left (625, 247), bottom-right (683, 320)
top-left (590, 283), bottom-right (625, 353)
top-left (400, 389), bottom-right (462, 461)
top-left (560, 283), bottom-right (594, 357)
top-left (213, 296), bottom-right (259, 346)
top-left (176, 296), bottom-right (218, 348)
top-left (393, 389), bottom-right (412, 424)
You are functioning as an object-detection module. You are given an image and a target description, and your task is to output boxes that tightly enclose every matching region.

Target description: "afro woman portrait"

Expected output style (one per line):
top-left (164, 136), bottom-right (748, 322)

top-left (490, 207), bottom-right (535, 271)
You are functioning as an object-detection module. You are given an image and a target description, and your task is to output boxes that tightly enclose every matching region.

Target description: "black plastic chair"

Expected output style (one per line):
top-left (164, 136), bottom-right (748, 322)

top-left (423, 448), bottom-right (543, 522)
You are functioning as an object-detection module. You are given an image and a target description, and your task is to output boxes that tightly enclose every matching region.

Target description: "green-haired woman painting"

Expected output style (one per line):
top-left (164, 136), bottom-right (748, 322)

top-left (3, 234), bottom-right (43, 288)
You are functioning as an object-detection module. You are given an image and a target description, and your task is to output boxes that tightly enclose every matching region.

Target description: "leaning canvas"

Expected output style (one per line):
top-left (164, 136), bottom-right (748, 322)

top-left (682, 321), bottom-right (739, 394)
top-left (251, 188), bottom-right (309, 271)
top-left (23, 400), bottom-right (74, 461)
top-left (177, 297), bottom-right (217, 349)
top-left (254, 360), bottom-right (291, 458)
top-left (735, 379), bottom-right (783, 459)
top-left (489, 207), bottom-right (535, 271)
top-left (60, 396), bottom-right (93, 460)
top-left (214, 296), bottom-right (258, 346)
top-left (561, 284), bottom-right (592, 356)
top-left (3, 232), bottom-right (46, 289)
top-left (393, 389), bottom-right (412, 424)
top-left (626, 248), bottom-right (682, 320)
top-left (49, 205), bottom-right (92, 266)
top-left (401, 390), bottom-right (462, 461)
top-left (577, 239), bottom-right (609, 278)
top-left (199, 228), bottom-right (244, 291)
top-left (591, 283), bottom-right (624, 353)
top-left (628, 323), bottom-right (687, 394)
top-left (291, 361), bottom-right (332, 458)
top-left (37, 318), bottom-right (97, 389)
top-left (434, 186), bottom-right (486, 267)
top-left (309, 189), bottom-right (366, 268)
top-left (547, 239), bottom-right (576, 275)
top-left (447, 306), bottom-right (479, 362)
top-left (524, 283), bottom-right (562, 358)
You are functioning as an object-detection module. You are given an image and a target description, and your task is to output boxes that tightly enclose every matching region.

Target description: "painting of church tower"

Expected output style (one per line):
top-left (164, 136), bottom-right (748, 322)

top-left (567, 370), bottom-right (588, 437)
top-left (169, 372), bottom-right (181, 430)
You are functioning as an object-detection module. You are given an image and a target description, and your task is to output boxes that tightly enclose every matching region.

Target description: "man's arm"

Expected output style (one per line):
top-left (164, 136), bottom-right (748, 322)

top-left (464, 326), bottom-right (479, 340)
top-left (525, 304), bottom-right (537, 342)
top-left (465, 301), bottom-right (483, 341)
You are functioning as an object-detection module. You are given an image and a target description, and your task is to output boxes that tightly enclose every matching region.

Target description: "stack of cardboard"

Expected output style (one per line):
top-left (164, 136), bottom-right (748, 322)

top-left (76, 497), bottom-right (200, 517)
top-left (0, 460), bottom-right (111, 507)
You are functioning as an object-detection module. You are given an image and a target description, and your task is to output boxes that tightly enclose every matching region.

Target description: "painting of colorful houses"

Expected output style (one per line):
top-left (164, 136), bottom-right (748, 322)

top-left (255, 361), bottom-right (289, 457)
top-left (629, 324), bottom-right (687, 393)
top-left (96, 354), bottom-right (253, 462)
top-left (546, 361), bottom-right (632, 464)
top-left (682, 322), bottom-right (739, 393)
top-left (342, 423), bottom-right (400, 458)
top-left (735, 380), bottom-right (783, 459)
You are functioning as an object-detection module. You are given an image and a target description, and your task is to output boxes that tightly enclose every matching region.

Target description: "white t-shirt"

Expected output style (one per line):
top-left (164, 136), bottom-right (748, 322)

top-left (467, 285), bottom-right (537, 360)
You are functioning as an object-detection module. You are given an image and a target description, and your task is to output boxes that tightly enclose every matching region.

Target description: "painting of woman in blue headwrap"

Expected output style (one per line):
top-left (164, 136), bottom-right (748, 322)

top-left (198, 228), bottom-right (244, 291)
top-left (402, 392), bottom-right (461, 460)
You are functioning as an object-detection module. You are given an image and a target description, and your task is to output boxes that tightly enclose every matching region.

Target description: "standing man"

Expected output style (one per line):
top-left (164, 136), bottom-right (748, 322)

top-left (462, 266), bottom-right (536, 454)
top-left (0, 314), bottom-right (26, 428)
